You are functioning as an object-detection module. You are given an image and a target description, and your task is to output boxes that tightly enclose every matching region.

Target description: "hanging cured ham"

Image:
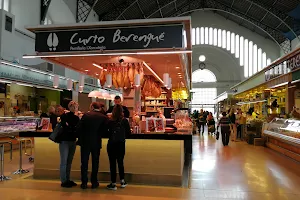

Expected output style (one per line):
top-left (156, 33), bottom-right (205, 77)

top-left (124, 66), bottom-right (131, 89)
top-left (112, 65), bottom-right (118, 89)
top-left (141, 76), bottom-right (162, 98)
top-left (128, 63), bottom-right (134, 84)
top-left (117, 65), bottom-right (124, 88)
top-left (139, 63), bottom-right (144, 85)
top-left (99, 69), bottom-right (106, 87)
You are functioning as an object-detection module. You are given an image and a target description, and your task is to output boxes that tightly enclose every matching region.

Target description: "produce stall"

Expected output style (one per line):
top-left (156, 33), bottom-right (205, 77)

top-left (24, 17), bottom-right (192, 186)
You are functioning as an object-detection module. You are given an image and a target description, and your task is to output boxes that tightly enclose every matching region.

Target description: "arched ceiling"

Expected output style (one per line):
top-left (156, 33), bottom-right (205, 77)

top-left (84, 0), bottom-right (300, 47)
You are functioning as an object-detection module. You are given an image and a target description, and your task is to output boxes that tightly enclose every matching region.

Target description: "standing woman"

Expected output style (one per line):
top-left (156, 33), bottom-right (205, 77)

top-left (107, 104), bottom-right (131, 190)
top-left (59, 101), bottom-right (80, 188)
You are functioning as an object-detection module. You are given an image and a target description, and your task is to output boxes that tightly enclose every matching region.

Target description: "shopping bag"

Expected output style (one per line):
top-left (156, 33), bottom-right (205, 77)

top-left (216, 131), bottom-right (220, 140)
top-left (49, 123), bottom-right (63, 143)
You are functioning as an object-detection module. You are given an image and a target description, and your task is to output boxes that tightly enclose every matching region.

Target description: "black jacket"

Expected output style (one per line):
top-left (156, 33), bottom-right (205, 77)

top-left (60, 112), bottom-right (80, 142)
top-left (107, 118), bottom-right (131, 142)
top-left (106, 105), bottom-right (130, 118)
top-left (77, 110), bottom-right (108, 148)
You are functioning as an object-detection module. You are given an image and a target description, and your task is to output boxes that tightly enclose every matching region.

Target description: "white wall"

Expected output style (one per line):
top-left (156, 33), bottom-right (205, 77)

top-left (10, 0), bottom-right (40, 36)
top-left (291, 36), bottom-right (300, 51)
top-left (191, 11), bottom-right (281, 61)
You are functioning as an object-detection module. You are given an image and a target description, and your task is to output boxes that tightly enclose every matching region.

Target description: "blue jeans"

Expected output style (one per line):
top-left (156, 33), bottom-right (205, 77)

top-left (59, 141), bottom-right (76, 183)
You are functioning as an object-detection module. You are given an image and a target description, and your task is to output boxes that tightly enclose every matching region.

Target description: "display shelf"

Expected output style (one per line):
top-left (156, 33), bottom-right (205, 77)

top-left (0, 116), bottom-right (39, 134)
top-left (145, 98), bottom-right (167, 100)
top-left (145, 104), bottom-right (167, 106)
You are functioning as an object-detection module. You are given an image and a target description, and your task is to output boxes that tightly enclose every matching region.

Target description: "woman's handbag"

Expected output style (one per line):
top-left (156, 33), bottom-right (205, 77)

top-left (216, 131), bottom-right (220, 140)
top-left (49, 123), bottom-right (63, 143)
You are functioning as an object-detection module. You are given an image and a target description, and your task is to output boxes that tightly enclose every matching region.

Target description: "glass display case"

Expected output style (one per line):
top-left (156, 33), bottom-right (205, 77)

top-left (264, 118), bottom-right (300, 144)
top-left (174, 109), bottom-right (192, 131)
top-left (0, 116), bottom-right (39, 134)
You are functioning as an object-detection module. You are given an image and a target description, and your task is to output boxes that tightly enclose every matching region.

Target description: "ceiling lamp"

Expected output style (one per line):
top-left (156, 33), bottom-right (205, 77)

top-left (199, 55), bottom-right (206, 62)
top-left (163, 73), bottom-right (169, 87)
top-left (79, 74), bottom-right (84, 88)
top-left (106, 74), bottom-right (112, 87)
top-left (53, 75), bottom-right (59, 88)
top-left (88, 90), bottom-right (102, 98)
top-left (167, 77), bottom-right (172, 89)
top-left (67, 79), bottom-right (72, 91)
top-left (135, 74), bottom-right (140, 87)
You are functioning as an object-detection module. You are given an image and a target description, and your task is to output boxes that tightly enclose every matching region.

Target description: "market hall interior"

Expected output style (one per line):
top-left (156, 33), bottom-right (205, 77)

top-left (1, 0), bottom-right (300, 200)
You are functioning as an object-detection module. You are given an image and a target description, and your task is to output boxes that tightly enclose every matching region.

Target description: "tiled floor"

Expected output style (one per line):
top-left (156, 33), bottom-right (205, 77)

top-left (1, 133), bottom-right (300, 200)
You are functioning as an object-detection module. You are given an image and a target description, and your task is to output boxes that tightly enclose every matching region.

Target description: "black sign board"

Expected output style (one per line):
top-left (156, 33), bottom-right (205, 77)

top-left (35, 25), bottom-right (183, 53)
top-left (265, 52), bottom-right (300, 81)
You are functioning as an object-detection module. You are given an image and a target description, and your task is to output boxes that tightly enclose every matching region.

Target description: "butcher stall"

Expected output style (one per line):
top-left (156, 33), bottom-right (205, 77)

top-left (23, 17), bottom-right (192, 186)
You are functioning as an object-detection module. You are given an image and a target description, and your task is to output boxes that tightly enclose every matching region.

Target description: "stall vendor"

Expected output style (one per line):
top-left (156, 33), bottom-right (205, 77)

top-left (106, 96), bottom-right (130, 118)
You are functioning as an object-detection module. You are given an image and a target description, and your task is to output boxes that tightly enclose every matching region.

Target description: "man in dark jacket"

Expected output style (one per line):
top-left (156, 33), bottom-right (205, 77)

top-left (106, 96), bottom-right (130, 118)
top-left (77, 102), bottom-right (108, 189)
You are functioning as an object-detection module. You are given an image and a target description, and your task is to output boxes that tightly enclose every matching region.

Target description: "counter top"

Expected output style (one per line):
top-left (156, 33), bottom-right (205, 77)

top-left (19, 131), bottom-right (192, 140)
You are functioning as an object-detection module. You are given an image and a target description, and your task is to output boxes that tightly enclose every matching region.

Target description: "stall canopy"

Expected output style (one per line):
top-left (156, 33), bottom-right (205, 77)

top-left (24, 17), bottom-right (192, 90)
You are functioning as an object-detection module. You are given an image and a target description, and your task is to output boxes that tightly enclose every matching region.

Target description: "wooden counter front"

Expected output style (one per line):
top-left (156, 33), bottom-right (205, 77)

top-left (33, 138), bottom-right (185, 186)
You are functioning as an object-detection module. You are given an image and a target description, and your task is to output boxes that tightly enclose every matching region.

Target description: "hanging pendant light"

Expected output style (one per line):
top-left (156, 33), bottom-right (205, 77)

top-left (167, 77), bottom-right (172, 90)
top-left (79, 74), bottom-right (84, 88)
top-left (134, 74), bottom-right (140, 87)
top-left (53, 75), bottom-right (59, 88)
top-left (163, 73), bottom-right (169, 87)
top-left (106, 74), bottom-right (112, 87)
top-left (67, 79), bottom-right (73, 91)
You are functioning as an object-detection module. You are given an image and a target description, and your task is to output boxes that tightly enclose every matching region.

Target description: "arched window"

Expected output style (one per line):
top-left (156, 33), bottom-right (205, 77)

top-left (192, 69), bottom-right (217, 83)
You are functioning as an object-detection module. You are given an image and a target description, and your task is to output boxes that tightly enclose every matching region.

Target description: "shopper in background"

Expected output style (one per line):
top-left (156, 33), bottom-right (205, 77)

top-left (228, 108), bottom-right (237, 142)
top-left (207, 112), bottom-right (215, 134)
top-left (198, 109), bottom-right (206, 135)
top-left (77, 102), bottom-right (108, 189)
top-left (217, 112), bottom-right (232, 146)
top-left (106, 96), bottom-right (130, 118)
top-left (48, 106), bottom-right (58, 129)
top-left (59, 101), bottom-right (80, 188)
top-left (106, 104), bottom-right (131, 190)
top-left (236, 108), bottom-right (242, 140)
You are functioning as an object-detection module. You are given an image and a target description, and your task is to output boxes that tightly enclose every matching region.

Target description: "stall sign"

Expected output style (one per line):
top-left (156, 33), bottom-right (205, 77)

top-left (265, 52), bottom-right (300, 81)
top-left (35, 25), bottom-right (183, 52)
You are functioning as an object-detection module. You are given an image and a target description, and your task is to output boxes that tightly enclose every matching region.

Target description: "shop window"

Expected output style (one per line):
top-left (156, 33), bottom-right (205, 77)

top-left (218, 29), bottom-right (222, 47)
top-left (222, 30), bottom-right (226, 49)
top-left (226, 31), bottom-right (231, 51)
top-left (244, 39), bottom-right (249, 77)
top-left (192, 28), bottom-right (195, 45)
top-left (258, 48), bottom-right (262, 71)
top-left (231, 33), bottom-right (235, 54)
top-left (196, 27), bottom-right (200, 45)
top-left (209, 27), bottom-right (213, 45)
top-left (213, 28), bottom-right (218, 46)
top-left (253, 45), bottom-right (258, 74)
top-left (192, 69), bottom-right (217, 83)
top-left (235, 34), bottom-right (239, 58)
top-left (249, 41), bottom-right (253, 76)
top-left (240, 36), bottom-right (244, 66)
top-left (205, 27), bottom-right (209, 44)
top-left (201, 27), bottom-right (204, 44)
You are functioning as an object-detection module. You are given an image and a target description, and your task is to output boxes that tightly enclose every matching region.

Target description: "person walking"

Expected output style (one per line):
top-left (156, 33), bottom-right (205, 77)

top-left (59, 101), bottom-right (80, 188)
top-left (198, 109), bottom-right (206, 135)
top-left (217, 112), bottom-right (232, 146)
top-left (106, 105), bottom-right (131, 190)
top-left (77, 102), bottom-right (108, 189)
top-left (228, 108), bottom-right (237, 142)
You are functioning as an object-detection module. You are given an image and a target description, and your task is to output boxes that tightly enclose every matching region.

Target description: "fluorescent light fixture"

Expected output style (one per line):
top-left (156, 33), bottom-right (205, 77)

top-left (0, 79), bottom-right (12, 84)
top-left (269, 82), bottom-right (288, 89)
top-left (93, 63), bottom-right (103, 69)
top-left (23, 50), bottom-right (193, 59)
top-left (1, 61), bottom-right (28, 70)
top-left (17, 83), bottom-right (33, 87)
top-left (30, 68), bottom-right (49, 75)
top-left (143, 62), bottom-right (164, 85)
top-left (36, 86), bottom-right (63, 91)
top-left (236, 100), bottom-right (267, 105)
top-left (84, 69), bottom-right (89, 72)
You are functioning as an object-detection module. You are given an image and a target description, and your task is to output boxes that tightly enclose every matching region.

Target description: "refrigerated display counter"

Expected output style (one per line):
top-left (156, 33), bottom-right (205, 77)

top-left (264, 118), bottom-right (300, 162)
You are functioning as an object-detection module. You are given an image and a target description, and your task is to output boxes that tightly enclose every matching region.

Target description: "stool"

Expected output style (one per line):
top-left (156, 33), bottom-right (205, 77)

top-left (0, 141), bottom-right (13, 181)
top-left (13, 138), bottom-right (33, 175)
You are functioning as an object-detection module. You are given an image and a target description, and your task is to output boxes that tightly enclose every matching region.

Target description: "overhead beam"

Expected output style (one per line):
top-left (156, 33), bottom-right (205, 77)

top-left (76, 0), bottom-right (98, 23)
top-left (156, 0), bottom-right (163, 18)
top-left (40, 0), bottom-right (52, 24)
top-left (136, 0), bottom-right (146, 18)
